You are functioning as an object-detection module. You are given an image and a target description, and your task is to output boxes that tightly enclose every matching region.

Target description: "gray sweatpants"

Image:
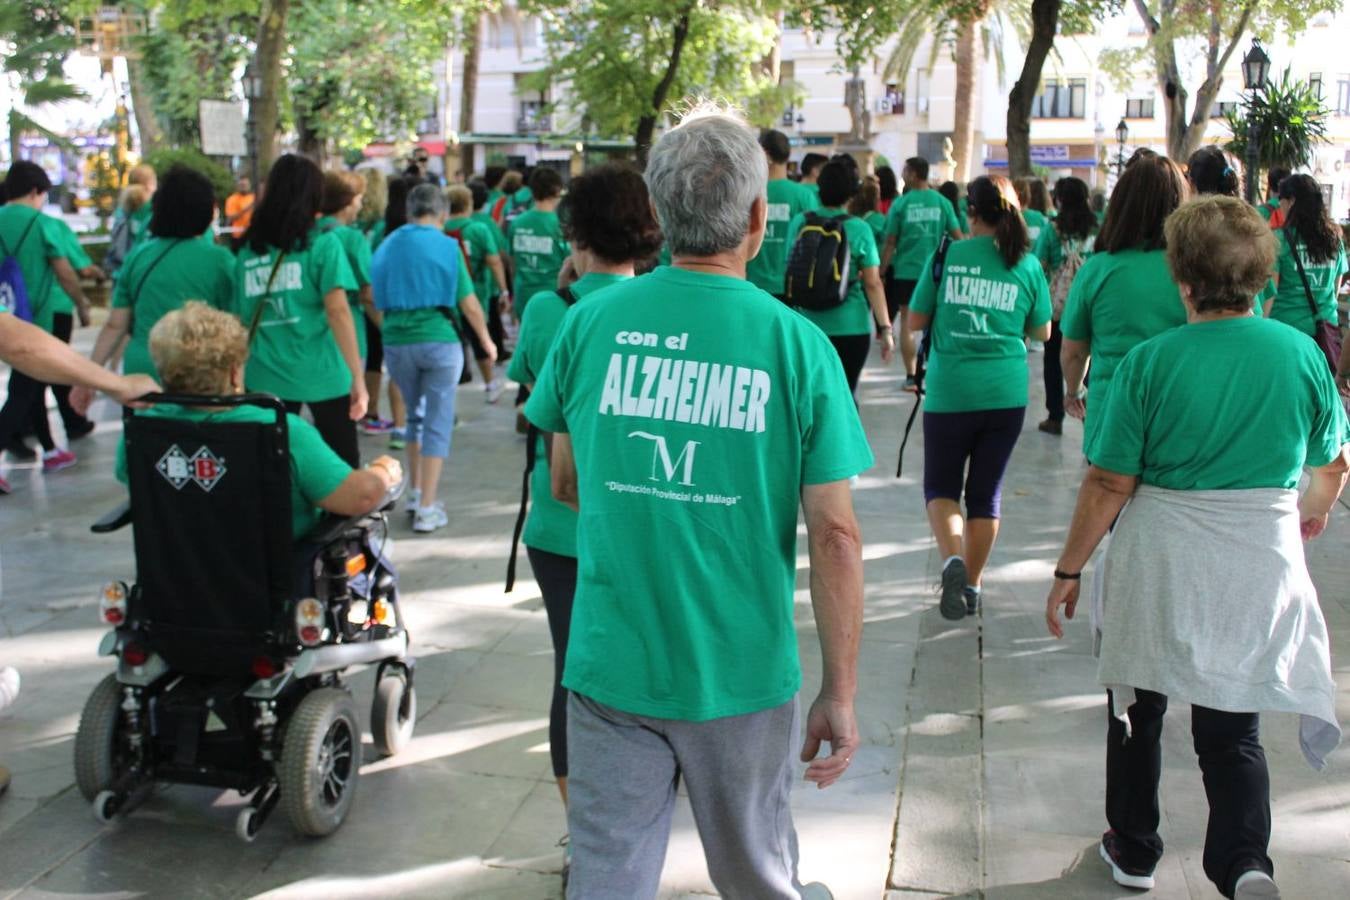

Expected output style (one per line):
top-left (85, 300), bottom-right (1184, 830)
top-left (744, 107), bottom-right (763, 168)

top-left (565, 692), bottom-right (803, 900)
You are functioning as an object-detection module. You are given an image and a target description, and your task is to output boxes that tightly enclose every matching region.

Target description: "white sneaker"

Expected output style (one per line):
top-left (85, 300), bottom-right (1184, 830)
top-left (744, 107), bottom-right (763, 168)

top-left (0, 667), bottom-right (19, 714)
top-left (1234, 870), bottom-right (1281, 899)
top-left (485, 378), bottom-right (504, 404)
top-left (405, 487), bottom-right (421, 518)
top-left (412, 502), bottom-right (448, 533)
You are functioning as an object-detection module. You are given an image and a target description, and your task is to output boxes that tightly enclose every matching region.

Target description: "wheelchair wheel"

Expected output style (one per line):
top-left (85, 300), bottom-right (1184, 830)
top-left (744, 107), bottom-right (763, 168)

top-left (74, 674), bottom-right (130, 802)
top-left (279, 688), bottom-right (361, 837)
top-left (371, 670), bottom-right (416, 757)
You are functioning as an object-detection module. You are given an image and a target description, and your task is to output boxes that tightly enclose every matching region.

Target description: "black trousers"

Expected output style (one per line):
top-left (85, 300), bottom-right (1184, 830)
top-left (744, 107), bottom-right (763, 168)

top-left (485, 294), bottom-right (507, 357)
top-left (283, 396), bottom-right (359, 468)
top-left (827, 333), bottom-right (871, 394)
top-left (1105, 689), bottom-right (1273, 898)
top-left (0, 369), bottom-right (48, 450)
top-left (1042, 320), bottom-right (1064, 422)
top-left (526, 545), bottom-right (577, 779)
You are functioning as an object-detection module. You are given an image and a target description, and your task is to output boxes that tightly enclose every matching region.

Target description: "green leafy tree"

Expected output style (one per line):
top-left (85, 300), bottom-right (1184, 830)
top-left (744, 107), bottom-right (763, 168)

top-left (1, 1), bottom-right (84, 162)
top-left (1106, 0), bottom-right (1339, 161)
top-left (520, 0), bottom-right (780, 163)
top-left (1224, 68), bottom-right (1329, 172)
top-left (136, 6), bottom-right (253, 147)
top-left (288, 0), bottom-right (447, 162)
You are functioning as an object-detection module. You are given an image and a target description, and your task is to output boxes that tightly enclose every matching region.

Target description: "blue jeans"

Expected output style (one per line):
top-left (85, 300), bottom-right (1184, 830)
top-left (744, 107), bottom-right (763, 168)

top-left (385, 341), bottom-right (463, 458)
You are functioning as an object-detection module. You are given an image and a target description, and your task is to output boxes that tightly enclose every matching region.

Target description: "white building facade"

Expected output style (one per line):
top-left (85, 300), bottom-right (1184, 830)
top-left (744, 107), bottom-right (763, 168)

top-left (438, 8), bottom-right (1350, 218)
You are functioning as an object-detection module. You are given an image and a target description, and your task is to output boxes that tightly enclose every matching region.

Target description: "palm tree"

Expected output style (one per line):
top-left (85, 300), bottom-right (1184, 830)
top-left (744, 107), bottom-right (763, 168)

top-left (882, 0), bottom-right (1026, 181)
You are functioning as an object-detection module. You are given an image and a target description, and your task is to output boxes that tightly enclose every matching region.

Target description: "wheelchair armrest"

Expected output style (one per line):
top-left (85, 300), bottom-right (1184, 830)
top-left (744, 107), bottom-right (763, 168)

top-left (91, 502), bottom-right (133, 534)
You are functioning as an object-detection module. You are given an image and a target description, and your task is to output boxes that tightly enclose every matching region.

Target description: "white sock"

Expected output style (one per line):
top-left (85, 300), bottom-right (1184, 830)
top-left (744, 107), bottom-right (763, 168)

top-left (0, 667), bottom-right (19, 713)
top-left (943, 555), bottom-right (963, 571)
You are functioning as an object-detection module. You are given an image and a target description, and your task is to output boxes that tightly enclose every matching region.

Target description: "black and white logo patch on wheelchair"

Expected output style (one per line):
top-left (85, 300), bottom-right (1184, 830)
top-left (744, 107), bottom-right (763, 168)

top-left (156, 444), bottom-right (228, 492)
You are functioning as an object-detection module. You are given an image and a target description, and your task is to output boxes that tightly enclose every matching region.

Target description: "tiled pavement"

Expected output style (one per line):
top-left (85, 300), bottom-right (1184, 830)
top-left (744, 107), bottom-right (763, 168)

top-left (1, 325), bottom-right (1346, 899)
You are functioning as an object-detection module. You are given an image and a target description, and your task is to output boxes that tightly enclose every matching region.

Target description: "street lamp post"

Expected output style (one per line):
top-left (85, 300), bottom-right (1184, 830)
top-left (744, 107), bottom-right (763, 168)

top-left (1241, 38), bottom-right (1271, 204)
top-left (241, 59), bottom-right (264, 190)
top-left (1115, 118), bottom-right (1129, 179)
top-left (1093, 121), bottom-right (1106, 189)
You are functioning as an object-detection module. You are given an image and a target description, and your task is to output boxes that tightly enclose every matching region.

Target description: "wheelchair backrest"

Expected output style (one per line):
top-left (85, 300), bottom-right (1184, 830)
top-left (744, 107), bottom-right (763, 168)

top-left (124, 394), bottom-right (294, 675)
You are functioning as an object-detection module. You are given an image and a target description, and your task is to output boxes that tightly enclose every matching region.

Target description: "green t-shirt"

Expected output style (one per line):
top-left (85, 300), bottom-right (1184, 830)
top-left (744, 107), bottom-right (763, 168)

top-left (1061, 248), bottom-right (1186, 462)
top-left (507, 272), bottom-right (630, 557)
top-left (1022, 209), bottom-right (1049, 248)
top-left (379, 271), bottom-right (474, 346)
top-left (507, 209), bottom-right (570, 318)
top-left (1268, 231), bottom-right (1348, 337)
top-left (884, 189), bottom-right (961, 280)
top-left (112, 236), bottom-right (236, 378)
top-left (0, 205), bottom-right (70, 332)
top-left (46, 218), bottom-right (93, 316)
top-left (524, 265), bottom-right (874, 721)
top-left (232, 233), bottom-right (357, 402)
top-left (784, 208), bottom-right (881, 336)
top-left (746, 178), bottom-right (820, 296)
top-left (911, 236), bottom-right (1052, 412)
top-left (365, 220), bottom-right (388, 253)
top-left (1093, 317), bottom-right (1348, 489)
top-left (317, 218), bottom-right (373, 359)
top-left (863, 211), bottom-right (887, 244)
top-left (1032, 222), bottom-right (1096, 277)
top-left (513, 186), bottom-right (534, 212)
top-left (114, 404), bottom-right (351, 538)
top-left (445, 215), bottom-right (500, 312)
top-left (471, 209), bottom-right (507, 255)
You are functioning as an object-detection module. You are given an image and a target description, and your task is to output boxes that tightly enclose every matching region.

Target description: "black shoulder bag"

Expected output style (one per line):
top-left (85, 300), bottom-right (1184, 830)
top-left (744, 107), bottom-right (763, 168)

top-left (896, 235), bottom-right (952, 478)
top-left (505, 286), bottom-right (576, 592)
top-left (1290, 240), bottom-right (1343, 374)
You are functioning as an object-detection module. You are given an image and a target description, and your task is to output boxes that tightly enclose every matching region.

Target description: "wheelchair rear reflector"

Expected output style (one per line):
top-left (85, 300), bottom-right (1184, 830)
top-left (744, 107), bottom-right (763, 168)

top-left (295, 598), bottom-right (324, 647)
top-left (99, 581), bottom-right (129, 625)
top-left (123, 643), bottom-right (149, 666)
top-left (251, 656), bottom-right (280, 679)
top-left (346, 555), bottom-right (367, 577)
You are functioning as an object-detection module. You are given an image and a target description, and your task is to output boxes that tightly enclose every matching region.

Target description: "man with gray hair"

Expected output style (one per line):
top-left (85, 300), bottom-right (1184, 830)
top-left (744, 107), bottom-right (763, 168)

top-left (525, 105), bottom-right (870, 898)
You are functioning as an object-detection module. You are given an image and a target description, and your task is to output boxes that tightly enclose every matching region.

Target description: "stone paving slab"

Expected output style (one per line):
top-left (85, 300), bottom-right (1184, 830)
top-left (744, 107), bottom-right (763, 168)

top-left (1, 335), bottom-right (1348, 898)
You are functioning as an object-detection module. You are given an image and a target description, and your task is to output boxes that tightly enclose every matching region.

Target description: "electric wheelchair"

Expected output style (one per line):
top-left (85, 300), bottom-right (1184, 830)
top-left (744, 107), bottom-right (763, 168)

top-left (74, 394), bottom-right (414, 840)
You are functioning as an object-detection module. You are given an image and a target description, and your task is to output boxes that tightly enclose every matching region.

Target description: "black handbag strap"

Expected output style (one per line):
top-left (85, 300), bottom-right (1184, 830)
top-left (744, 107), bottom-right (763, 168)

top-left (127, 239), bottom-right (187, 332)
top-left (896, 235), bottom-right (952, 478)
top-left (506, 285), bottom-right (577, 592)
top-left (246, 250), bottom-right (288, 344)
top-left (1289, 238), bottom-right (1322, 321)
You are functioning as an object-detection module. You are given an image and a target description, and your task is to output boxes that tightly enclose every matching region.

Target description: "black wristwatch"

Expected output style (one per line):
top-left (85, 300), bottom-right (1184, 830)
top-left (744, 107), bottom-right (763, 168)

top-left (1053, 569), bottom-right (1081, 581)
top-left (875, 321), bottom-right (891, 338)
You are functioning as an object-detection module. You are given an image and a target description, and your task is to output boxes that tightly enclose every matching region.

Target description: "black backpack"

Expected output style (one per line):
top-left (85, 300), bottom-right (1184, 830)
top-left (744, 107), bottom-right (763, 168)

top-left (784, 212), bottom-right (851, 310)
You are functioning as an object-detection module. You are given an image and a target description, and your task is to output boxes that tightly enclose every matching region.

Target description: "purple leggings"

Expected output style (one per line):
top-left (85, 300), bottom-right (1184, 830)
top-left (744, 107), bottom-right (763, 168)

top-left (922, 406), bottom-right (1026, 518)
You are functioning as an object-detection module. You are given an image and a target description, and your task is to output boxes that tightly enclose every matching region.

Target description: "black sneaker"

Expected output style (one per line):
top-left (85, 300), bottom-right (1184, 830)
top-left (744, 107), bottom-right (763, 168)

top-left (964, 587), bottom-right (981, 616)
top-left (939, 558), bottom-right (967, 621)
top-left (3, 439), bottom-right (36, 462)
top-left (1099, 830), bottom-right (1156, 890)
top-left (65, 418), bottom-right (96, 441)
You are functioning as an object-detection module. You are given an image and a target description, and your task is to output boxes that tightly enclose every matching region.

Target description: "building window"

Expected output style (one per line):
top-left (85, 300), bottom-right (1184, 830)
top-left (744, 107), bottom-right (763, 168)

top-left (1031, 78), bottom-right (1087, 119)
top-left (1336, 76), bottom-right (1350, 116)
top-left (1309, 72), bottom-right (1323, 99)
top-left (916, 71), bottom-right (930, 115)
top-left (1125, 97), bottom-right (1154, 119)
top-left (881, 84), bottom-right (905, 115)
top-left (518, 93), bottom-right (551, 133)
top-left (1210, 101), bottom-right (1239, 119)
top-left (488, 15), bottom-right (539, 50)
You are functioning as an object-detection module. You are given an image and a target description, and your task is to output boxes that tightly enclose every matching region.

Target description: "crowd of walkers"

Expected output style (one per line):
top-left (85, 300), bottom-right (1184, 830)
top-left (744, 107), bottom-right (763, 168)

top-left (1, 104), bottom-right (1349, 900)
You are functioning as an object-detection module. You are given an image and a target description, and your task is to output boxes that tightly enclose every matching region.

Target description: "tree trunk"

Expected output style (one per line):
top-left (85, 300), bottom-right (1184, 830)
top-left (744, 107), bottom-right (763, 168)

top-left (125, 56), bottom-right (165, 156)
top-left (1006, 0), bottom-right (1060, 178)
top-left (459, 13), bottom-right (483, 177)
top-left (635, 8), bottom-right (693, 166)
top-left (761, 10), bottom-right (783, 84)
top-left (252, 0), bottom-right (290, 178)
top-left (951, 17), bottom-right (978, 182)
